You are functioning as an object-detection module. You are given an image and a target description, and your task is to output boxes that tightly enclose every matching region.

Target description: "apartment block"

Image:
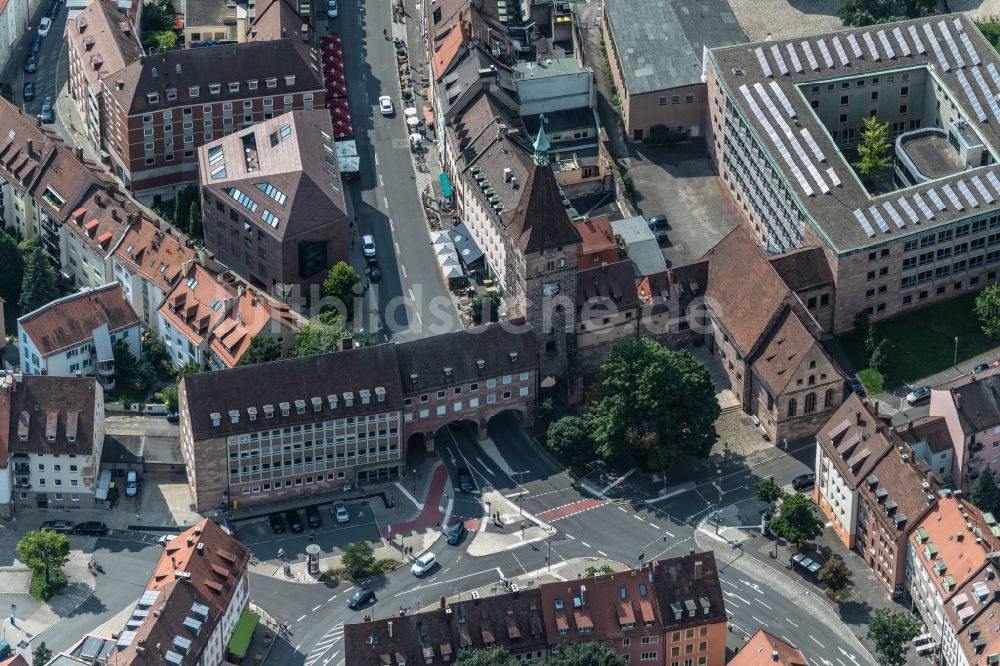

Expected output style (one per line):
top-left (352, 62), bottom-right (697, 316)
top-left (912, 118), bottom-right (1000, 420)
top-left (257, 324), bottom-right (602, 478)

top-left (728, 631), bottom-right (808, 666)
top-left (60, 184), bottom-right (139, 289)
top-left (929, 369), bottom-right (1000, 494)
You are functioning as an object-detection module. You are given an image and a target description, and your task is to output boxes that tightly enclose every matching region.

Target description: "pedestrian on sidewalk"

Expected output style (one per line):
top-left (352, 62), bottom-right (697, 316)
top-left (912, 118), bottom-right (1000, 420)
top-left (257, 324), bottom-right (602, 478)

top-left (781, 437), bottom-right (788, 451)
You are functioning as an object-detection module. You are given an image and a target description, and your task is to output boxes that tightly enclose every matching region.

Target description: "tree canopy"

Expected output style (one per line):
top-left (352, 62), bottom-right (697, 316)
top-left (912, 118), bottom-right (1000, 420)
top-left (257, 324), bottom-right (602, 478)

top-left (341, 541), bottom-right (376, 580)
top-left (817, 556), bottom-right (853, 601)
top-left (546, 416), bottom-right (593, 469)
top-left (238, 336), bottom-right (282, 366)
top-left (17, 529), bottom-right (70, 587)
top-left (854, 115), bottom-right (892, 183)
top-left (548, 642), bottom-right (627, 666)
top-left (754, 478), bottom-right (785, 506)
top-left (470, 292), bottom-right (501, 324)
top-left (322, 262), bottom-right (364, 313)
top-left (867, 609), bottom-right (922, 666)
top-left (837, 0), bottom-right (932, 26)
top-left (587, 340), bottom-right (719, 469)
top-left (456, 648), bottom-right (516, 666)
top-left (971, 466), bottom-right (1000, 516)
top-left (19, 240), bottom-right (58, 315)
top-left (977, 284), bottom-right (1000, 339)
top-left (769, 492), bottom-right (824, 547)
top-left (0, 229), bottom-right (24, 324)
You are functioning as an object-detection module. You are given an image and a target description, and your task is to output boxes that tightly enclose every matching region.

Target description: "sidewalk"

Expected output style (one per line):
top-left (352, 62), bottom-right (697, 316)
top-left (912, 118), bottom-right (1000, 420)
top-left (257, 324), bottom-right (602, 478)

top-left (466, 489), bottom-right (555, 557)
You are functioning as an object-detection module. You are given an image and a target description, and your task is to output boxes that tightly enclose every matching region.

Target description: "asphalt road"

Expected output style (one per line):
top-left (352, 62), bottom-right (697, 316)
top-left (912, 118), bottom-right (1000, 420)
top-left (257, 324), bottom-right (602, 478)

top-left (4, 2), bottom-right (70, 136)
top-left (336, 0), bottom-right (460, 342)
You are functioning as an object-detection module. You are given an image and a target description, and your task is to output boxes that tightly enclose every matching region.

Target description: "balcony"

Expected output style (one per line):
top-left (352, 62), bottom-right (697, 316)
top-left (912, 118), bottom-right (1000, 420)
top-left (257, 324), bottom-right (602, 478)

top-left (96, 359), bottom-right (115, 376)
top-left (14, 464), bottom-right (30, 475)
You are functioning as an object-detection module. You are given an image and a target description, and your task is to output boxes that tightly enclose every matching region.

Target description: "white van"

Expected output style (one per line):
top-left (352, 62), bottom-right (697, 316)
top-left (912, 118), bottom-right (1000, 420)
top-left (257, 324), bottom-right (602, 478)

top-left (125, 471), bottom-right (138, 497)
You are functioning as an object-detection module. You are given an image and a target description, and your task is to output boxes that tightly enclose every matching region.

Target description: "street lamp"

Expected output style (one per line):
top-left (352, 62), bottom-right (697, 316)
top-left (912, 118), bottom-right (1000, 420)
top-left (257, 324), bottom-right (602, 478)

top-left (412, 468), bottom-right (417, 491)
top-left (955, 336), bottom-right (960, 368)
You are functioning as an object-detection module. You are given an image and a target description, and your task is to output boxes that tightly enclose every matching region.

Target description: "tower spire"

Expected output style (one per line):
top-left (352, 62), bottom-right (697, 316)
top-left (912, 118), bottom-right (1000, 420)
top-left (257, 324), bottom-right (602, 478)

top-left (533, 117), bottom-right (550, 166)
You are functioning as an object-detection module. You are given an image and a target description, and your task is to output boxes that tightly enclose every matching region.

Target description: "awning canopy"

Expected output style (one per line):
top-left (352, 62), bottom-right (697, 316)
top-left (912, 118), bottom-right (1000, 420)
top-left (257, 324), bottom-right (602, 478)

top-left (446, 223), bottom-right (483, 265)
top-left (439, 172), bottom-right (453, 198)
top-left (227, 610), bottom-right (260, 658)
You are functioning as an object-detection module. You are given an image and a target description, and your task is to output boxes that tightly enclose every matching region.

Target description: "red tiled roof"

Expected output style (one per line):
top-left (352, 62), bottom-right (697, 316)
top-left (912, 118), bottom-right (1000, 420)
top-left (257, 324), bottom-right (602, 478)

top-left (113, 217), bottom-right (197, 293)
top-left (19, 283), bottom-right (139, 357)
top-left (730, 630), bottom-right (809, 666)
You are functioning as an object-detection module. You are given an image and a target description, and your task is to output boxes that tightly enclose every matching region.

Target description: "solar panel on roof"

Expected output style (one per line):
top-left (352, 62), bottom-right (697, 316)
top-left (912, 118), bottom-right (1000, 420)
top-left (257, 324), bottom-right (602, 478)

top-left (786, 43), bottom-right (804, 73)
top-left (807, 164), bottom-right (830, 194)
top-left (877, 30), bottom-right (895, 59)
top-left (863, 32), bottom-right (881, 60)
top-left (740, 85), bottom-right (814, 196)
top-left (955, 19), bottom-right (982, 66)
top-left (924, 23), bottom-right (951, 71)
top-left (883, 202), bottom-right (906, 229)
top-left (897, 197), bottom-right (919, 224)
top-left (817, 39), bottom-right (834, 68)
top-left (939, 21), bottom-right (965, 69)
top-left (927, 188), bottom-right (947, 211)
top-left (893, 27), bottom-right (912, 57)
top-left (908, 24), bottom-right (927, 54)
top-left (913, 193), bottom-right (935, 220)
top-left (771, 44), bottom-right (789, 75)
top-left (827, 167), bottom-right (842, 187)
top-left (956, 69), bottom-right (988, 122)
top-left (833, 36), bottom-right (850, 66)
top-left (769, 81), bottom-right (797, 118)
top-left (970, 66), bottom-right (1000, 121)
top-left (869, 206), bottom-right (891, 233)
top-left (972, 175), bottom-right (995, 204)
top-left (801, 42), bottom-right (820, 71)
top-left (987, 63), bottom-right (1000, 94)
top-left (986, 171), bottom-right (1000, 197)
top-left (957, 179), bottom-right (980, 207)
top-left (854, 209), bottom-right (877, 238)
top-left (942, 183), bottom-right (964, 210)
top-left (755, 47), bottom-right (773, 78)
top-left (847, 33), bottom-right (863, 58)
top-left (800, 128), bottom-right (826, 161)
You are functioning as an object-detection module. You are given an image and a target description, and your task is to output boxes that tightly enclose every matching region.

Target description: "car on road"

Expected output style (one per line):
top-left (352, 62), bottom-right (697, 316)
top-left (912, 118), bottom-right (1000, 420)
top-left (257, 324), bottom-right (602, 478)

top-left (974, 363), bottom-right (991, 374)
top-left (906, 386), bottom-right (931, 405)
top-left (38, 17), bottom-right (52, 36)
top-left (847, 376), bottom-right (865, 397)
top-left (0, 642), bottom-right (10, 660)
top-left (166, 411), bottom-right (179, 423)
top-left (366, 260), bottom-right (381, 282)
top-left (285, 509), bottom-right (304, 532)
top-left (334, 503), bottom-right (350, 523)
top-left (411, 552), bottom-right (437, 576)
top-left (446, 519), bottom-right (466, 545)
top-left (22, 82), bottom-right (34, 101)
top-left (24, 55), bottom-right (36, 73)
top-left (346, 587), bottom-right (375, 609)
top-left (791, 473), bottom-right (815, 491)
top-left (647, 215), bottom-right (669, 244)
top-left (326, 0), bottom-right (338, 18)
top-left (362, 234), bottom-right (376, 258)
top-left (40, 520), bottom-right (74, 533)
top-left (157, 534), bottom-right (177, 546)
top-left (38, 101), bottom-right (54, 124)
top-left (30, 35), bottom-right (41, 52)
top-left (125, 470), bottom-right (138, 496)
top-left (378, 95), bottom-right (394, 116)
top-left (305, 505), bottom-right (322, 528)
top-left (456, 467), bottom-right (474, 493)
top-left (74, 521), bottom-right (108, 536)
top-left (46, 0), bottom-right (61, 18)
top-left (268, 513), bottom-right (286, 534)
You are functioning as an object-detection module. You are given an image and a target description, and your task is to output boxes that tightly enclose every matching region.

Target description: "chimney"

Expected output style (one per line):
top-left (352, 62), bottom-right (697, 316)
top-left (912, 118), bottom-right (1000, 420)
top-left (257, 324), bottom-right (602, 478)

top-left (26, 138), bottom-right (33, 157)
top-left (694, 560), bottom-right (703, 580)
top-left (75, 145), bottom-right (84, 162)
top-left (772, 651), bottom-right (780, 661)
top-left (111, 207), bottom-right (119, 221)
top-left (955, 391), bottom-right (963, 409)
top-left (340, 335), bottom-right (354, 352)
top-left (856, 410), bottom-right (863, 426)
top-left (387, 620), bottom-right (393, 638)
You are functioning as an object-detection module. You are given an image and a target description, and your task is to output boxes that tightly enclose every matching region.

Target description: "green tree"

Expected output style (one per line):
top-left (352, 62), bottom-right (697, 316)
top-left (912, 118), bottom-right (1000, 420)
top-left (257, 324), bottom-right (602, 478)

top-left (754, 477), bottom-right (785, 507)
top-left (769, 493), bottom-right (824, 548)
top-left (146, 30), bottom-right (177, 52)
top-left (583, 565), bottom-right (614, 577)
top-left (456, 648), bottom-right (516, 666)
top-left (546, 416), bottom-right (594, 470)
top-left (238, 336), bottom-right (282, 366)
top-left (188, 199), bottom-right (202, 241)
top-left (971, 466), bottom-right (1000, 516)
top-left (548, 642), bottom-right (627, 666)
top-left (177, 361), bottom-right (200, 377)
top-left (33, 642), bottom-right (53, 665)
top-left (837, 0), bottom-right (905, 26)
top-left (322, 262), bottom-right (364, 311)
top-left (587, 340), bottom-right (719, 468)
top-left (869, 338), bottom-right (893, 377)
top-left (854, 115), bottom-right (892, 184)
top-left (817, 556), bottom-right (853, 601)
top-left (341, 541), bottom-right (375, 579)
top-left (160, 384), bottom-right (178, 411)
top-left (17, 530), bottom-right (70, 590)
top-left (977, 284), bottom-right (1000, 339)
top-left (292, 310), bottom-right (350, 357)
top-left (867, 609), bottom-right (922, 666)
top-left (470, 291), bottom-right (501, 324)
top-left (141, 0), bottom-right (172, 32)
top-left (864, 322), bottom-right (880, 356)
top-left (0, 229), bottom-right (24, 317)
top-left (19, 241), bottom-right (58, 315)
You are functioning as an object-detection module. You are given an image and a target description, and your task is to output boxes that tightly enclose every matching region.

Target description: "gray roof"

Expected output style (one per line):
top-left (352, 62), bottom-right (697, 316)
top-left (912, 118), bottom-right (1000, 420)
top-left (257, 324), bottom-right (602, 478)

top-left (186, 0), bottom-right (234, 28)
top-left (936, 370), bottom-right (1000, 435)
top-left (604, 0), bottom-right (746, 95)
top-left (709, 14), bottom-right (1000, 254)
top-left (611, 216), bottom-right (668, 276)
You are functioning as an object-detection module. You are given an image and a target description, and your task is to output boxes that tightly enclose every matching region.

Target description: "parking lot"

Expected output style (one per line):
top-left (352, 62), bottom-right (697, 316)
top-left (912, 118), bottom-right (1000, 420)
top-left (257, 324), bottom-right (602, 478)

top-left (625, 145), bottom-right (740, 267)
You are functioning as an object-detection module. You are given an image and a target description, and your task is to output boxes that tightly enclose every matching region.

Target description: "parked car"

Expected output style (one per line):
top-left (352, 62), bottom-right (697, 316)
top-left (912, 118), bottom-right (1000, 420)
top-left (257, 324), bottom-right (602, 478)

top-left (974, 363), bottom-right (991, 374)
top-left (411, 552), bottom-right (437, 576)
top-left (125, 470), bottom-right (138, 497)
top-left (40, 520), bottom-right (74, 533)
top-left (24, 55), bottom-right (36, 73)
top-left (38, 101), bottom-right (54, 124)
top-left (456, 467), bottom-right (474, 493)
top-left (446, 519), bottom-right (466, 545)
top-left (326, 0), bottom-right (338, 18)
top-left (30, 35), bottom-right (41, 52)
top-left (647, 215), bottom-right (669, 244)
top-left (791, 473), bottom-right (815, 491)
top-left (38, 17), bottom-right (52, 36)
top-left (74, 521), bottom-right (108, 536)
top-left (905, 386), bottom-right (931, 405)
top-left (346, 587), bottom-right (375, 609)
top-left (847, 376), bottom-right (865, 397)
top-left (0, 642), bottom-right (10, 660)
top-left (362, 234), bottom-right (376, 258)
top-left (366, 260), bottom-right (381, 282)
top-left (22, 82), bottom-right (34, 101)
top-left (791, 552), bottom-right (823, 574)
top-left (305, 505), bottom-right (322, 528)
top-left (268, 513), bottom-right (286, 534)
top-left (378, 95), bottom-right (394, 116)
top-left (285, 509), bottom-right (304, 532)
top-left (334, 503), bottom-right (350, 523)
top-left (166, 411), bottom-right (179, 423)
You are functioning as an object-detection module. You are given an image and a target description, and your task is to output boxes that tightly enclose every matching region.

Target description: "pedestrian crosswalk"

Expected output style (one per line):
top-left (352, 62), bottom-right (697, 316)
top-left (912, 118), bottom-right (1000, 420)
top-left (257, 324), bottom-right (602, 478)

top-left (305, 623), bottom-right (344, 666)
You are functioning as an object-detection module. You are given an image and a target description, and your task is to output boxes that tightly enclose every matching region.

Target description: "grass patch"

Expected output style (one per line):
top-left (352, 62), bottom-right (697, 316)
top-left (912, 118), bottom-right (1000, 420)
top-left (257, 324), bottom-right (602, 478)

top-left (978, 23), bottom-right (1000, 53)
top-left (28, 569), bottom-right (67, 601)
top-left (323, 559), bottom-right (398, 582)
top-left (856, 368), bottom-right (885, 396)
top-left (837, 290), bottom-right (996, 388)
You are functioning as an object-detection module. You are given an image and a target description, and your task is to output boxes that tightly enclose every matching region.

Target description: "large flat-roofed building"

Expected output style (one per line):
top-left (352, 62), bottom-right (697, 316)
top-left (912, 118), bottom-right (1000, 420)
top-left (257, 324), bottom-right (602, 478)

top-left (602, 0), bottom-right (746, 142)
top-left (706, 15), bottom-right (1000, 333)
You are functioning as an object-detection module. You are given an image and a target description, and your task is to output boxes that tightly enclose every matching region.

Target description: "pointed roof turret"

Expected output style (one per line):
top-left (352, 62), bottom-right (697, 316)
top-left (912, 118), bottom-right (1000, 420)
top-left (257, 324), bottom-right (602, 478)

top-left (532, 119), bottom-right (550, 166)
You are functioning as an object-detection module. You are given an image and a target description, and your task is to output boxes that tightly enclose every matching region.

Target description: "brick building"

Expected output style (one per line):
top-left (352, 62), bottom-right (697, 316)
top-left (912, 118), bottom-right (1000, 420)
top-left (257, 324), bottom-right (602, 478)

top-left (198, 109), bottom-right (349, 295)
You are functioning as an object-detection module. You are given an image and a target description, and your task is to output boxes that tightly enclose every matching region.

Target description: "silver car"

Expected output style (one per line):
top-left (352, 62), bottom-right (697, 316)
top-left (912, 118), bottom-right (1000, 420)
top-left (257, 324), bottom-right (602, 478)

top-left (334, 503), bottom-right (350, 523)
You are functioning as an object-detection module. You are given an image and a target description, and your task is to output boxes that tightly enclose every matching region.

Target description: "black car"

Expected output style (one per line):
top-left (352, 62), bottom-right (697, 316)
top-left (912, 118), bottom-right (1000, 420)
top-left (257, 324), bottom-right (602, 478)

top-left (847, 376), bottom-right (865, 397)
top-left (305, 505), bottom-right (322, 529)
top-left (456, 467), bottom-right (474, 493)
top-left (974, 363), bottom-right (992, 374)
top-left (792, 473), bottom-right (815, 491)
top-left (22, 82), bottom-right (33, 101)
top-left (40, 520), bottom-right (74, 533)
top-left (24, 55), bottom-right (36, 73)
top-left (268, 513), bottom-right (286, 534)
top-left (285, 509), bottom-right (304, 532)
top-left (446, 519), bottom-right (466, 545)
top-left (165, 411), bottom-right (179, 423)
top-left (74, 521), bottom-right (108, 536)
top-left (366, 261), bottom-right (382, 282)
top-left (346, 587), bottom-right (375, 609)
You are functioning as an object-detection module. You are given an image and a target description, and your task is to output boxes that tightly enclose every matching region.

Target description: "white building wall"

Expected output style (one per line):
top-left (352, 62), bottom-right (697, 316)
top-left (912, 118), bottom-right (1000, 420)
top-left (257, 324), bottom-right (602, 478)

top-left (158, 315), bottom-right (205, 368)
top-left (908, 543), bottom-right (946, 642)
top-left (940, 621), bottom-right (966, 666)
top-left (17, 324), bottom-right (142, 377)
top-left (113, 260), bottom-right (167, 335)
top-left (199, 574), bottom-right (247, 665)
top-left (817, 451), bottom-right (858, 538)
top-left (0, 0), bottom-right (28, 76)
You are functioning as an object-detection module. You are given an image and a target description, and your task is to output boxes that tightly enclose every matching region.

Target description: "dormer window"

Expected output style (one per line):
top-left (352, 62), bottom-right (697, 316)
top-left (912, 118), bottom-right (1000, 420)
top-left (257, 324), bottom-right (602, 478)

top-left (263, 404), bottom-right (274, 418)
top-left (210, 413), bottom-right (221, 427)
top-left (147, 93), bottom-right (159, 104)
top-left (266, 77), bottom-right (277, 88)
top-left (295, 400), bottom-right (306, 415)
top-left (189, 86), bottom-right (200, 97)
top-left (248, 79), bottom-right (259, 90)
top-left (209, 83), bottom-right (221, 95)
top-left (280, 402), bottom-right (290, 416)
top-left (229, 82), bottom-right (240, 93)
top-left (151, 67), bottom-right (158, 77)
top-left (166, 88), bottom-right (177, 101)
top-left (284, 75), bottom-right (296, 86)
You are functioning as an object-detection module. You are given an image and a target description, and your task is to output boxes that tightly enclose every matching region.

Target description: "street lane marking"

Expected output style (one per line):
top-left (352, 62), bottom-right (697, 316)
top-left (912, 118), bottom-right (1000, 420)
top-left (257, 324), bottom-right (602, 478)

top-left (633, 515), bottom-right (644, 521)
top-left (597, 550), bottom-right (608, 557)
top-left (442, 567), bottom-right (451, 575)
top-left (751, 615), bottom-right (767, 626)
top-left (297, 614), bottom-right (307, 622)
top-left (650, 523), bottom-right (660, 529)
top-left (374, 153), bottom-right (379, 166)
top-left (786, 618), bottom-right (798, 628)
top-left (566, 534), bottom-right (575, 540)
top-left (344, 586), bottom-right (355, 593)
top-left (663, 529), bottom-right (675, 537)
top-left (618, 506), bottom-right (628, 512)
top-left (723, 580), bottom-right (739, 589)
top-left (725, 599), bottom-right (738, 608)
top-left (312, 604), bottom-right (322, 611)
top-left (400, 264), bottom-right (407, 278)
top-left (328, 595), bottom-right (337, 601)
top-left (725, 591), bottom-right (751, 605)
top-left (836, 659), bottom-right (848, 666)
top-left (581, 541), bottom-right (591, 548)
top-left (383, 196), bottom-right (389, 208)
top-left (395, 242), bottom-right (400, 253)
top-left (756, 599), bottom-right (772, 610)
top-left (408, 288), bottom-right (415, 301)
top-left (811, 637), bottom-right (825, 648)
top-left (378, 174), bottom-right (384, 186)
